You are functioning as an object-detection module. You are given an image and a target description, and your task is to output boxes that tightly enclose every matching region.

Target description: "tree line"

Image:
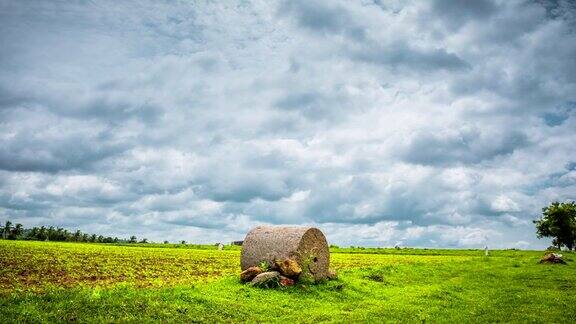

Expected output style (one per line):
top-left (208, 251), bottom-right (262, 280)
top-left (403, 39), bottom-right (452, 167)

top-left (0, 221), bottom-right (147, 244)
top-left (2, 200), bottom-right (574, 249)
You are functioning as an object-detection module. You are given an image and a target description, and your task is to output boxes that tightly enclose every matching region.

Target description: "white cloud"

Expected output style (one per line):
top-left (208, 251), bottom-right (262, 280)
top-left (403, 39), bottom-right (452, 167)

top-left (0, 0), bottom-right (575, 248)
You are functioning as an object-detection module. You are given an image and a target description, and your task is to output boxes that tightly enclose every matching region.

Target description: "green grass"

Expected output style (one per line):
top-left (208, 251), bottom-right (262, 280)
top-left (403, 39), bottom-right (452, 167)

top-left (1, 240), bottom-right (575, 322)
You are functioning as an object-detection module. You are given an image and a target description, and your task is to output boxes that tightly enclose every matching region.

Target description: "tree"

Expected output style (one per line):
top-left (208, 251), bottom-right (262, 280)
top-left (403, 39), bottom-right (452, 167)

top-left (3, 221), bottom-right (12, 239)
top-left (28, 227), bottom-right (38, 240)
top-left (73, 230), bottom-right (82, 242)
top-left (534, 201), bottom-right (576, 250)
top-left (47, 226), bottom-right (56, 241)
top-left (129, 236), bottom-right (137, 243)
top-left (9, 223), bottom-right (23, 239)
top-left (38, 226), bottom-right (47, 241)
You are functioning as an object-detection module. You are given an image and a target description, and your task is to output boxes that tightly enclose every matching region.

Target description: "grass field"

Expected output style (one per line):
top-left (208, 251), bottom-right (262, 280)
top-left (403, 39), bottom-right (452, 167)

top-left (1, 240), bottom-right (575, 322)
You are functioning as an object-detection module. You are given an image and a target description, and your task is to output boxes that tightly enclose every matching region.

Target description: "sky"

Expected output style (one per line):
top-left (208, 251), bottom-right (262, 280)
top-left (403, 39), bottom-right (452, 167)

top-left (1, 0), bottom-right (575, 249)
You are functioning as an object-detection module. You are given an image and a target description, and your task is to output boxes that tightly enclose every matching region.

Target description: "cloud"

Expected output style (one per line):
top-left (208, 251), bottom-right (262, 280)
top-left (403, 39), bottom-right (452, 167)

top-left (0, 109), bottom-right (130, 173)
top-left (349, 42), bottom-right (470, 72)
top-left (430, 0), bottom-right (497, 30)
top-left (0, 0), bottom-right (574, 248)
top-left (279, 0), bottom-right (366, 40)
top-left (402, 127), bottom-right (530, 166)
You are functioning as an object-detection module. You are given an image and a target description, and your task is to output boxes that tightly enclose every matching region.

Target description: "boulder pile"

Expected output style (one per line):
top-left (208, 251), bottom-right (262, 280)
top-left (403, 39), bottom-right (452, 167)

top-left (240, 257), bottom-right (337, 287)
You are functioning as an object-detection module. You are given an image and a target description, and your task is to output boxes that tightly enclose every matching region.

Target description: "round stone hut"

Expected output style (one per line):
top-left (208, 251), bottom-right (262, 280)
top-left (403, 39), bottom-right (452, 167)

top-left (240, 226), bottom-right (330, 281)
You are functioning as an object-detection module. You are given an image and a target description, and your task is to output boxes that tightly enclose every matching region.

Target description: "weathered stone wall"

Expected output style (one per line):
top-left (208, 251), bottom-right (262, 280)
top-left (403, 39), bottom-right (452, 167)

top-left (240, 226), bottom-right (330, 280)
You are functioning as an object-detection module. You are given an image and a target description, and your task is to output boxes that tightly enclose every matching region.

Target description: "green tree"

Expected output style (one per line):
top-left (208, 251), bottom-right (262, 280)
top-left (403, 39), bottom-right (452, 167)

top-left (73, 230), bottom-right (82, 242)
top-left (38, 226), bottom-right (47, 241)
top-left (129, 236), bottom-right (137, 243)
top-left (534, 201), bottom-right (576, 250)
top-left (9, 223), bottom-right (23, 239)
top-left (28, 227), bottom-right (38, 240)
top-left (47, 226), bottom-right (56, 241)
top-left (3, 221), bottom-right (12, 239)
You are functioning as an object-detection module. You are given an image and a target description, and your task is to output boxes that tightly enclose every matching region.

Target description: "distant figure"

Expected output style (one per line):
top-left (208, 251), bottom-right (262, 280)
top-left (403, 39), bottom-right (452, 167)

top-left (485, 246), bottom-right (489, 256)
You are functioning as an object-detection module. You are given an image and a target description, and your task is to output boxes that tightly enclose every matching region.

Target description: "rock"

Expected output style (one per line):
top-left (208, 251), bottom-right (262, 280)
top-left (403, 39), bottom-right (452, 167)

top-left (327, 268), bottom-right (338, 280)
top-left (540, 253), bottom-right (567, 264)
top-left (274, 258), bottom-right (302, 278)
top-left (279, 275), bottom-right (295, 287)
top-left (250, 271), bottom-right (280, 287)
top-left (240, 266), bottom-right (262, 282)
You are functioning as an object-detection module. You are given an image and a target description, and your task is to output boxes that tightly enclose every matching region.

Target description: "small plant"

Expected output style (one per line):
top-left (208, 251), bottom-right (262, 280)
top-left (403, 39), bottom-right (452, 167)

top-left (258, 261), bottom-right (270, 272)
top-left (294, 249), bottom-right (318, 285)
top-left (328, 281), bottom-right (345, 291)
top-left (365, 271), bottom-right (386, 282)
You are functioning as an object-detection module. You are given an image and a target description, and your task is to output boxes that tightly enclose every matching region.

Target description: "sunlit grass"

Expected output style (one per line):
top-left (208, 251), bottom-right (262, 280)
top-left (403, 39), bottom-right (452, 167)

top-left (1, 240), bottom-right (574, 322)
